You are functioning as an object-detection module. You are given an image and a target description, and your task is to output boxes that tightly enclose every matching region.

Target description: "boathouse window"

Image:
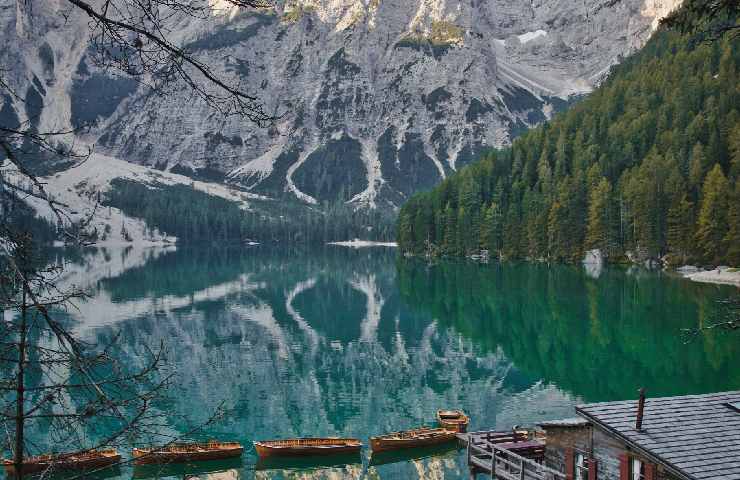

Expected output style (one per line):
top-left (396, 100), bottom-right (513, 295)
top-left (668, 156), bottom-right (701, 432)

top-left (566, 448), bottom-right (595, 480)
top-left (631, 458), bottom-right (646, 480)
top-left (619, 454), bottom-right (655, 480)
top-left (575, 452), bottom-right (588, 480)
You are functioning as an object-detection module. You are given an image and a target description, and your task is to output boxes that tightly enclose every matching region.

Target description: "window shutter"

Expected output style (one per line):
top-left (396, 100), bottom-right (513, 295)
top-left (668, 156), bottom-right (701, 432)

top-left (645, 463), bottom-right (657, 480)
top-left (619, 454), bottom-right (629, 480)
top-left (588, 458), bottom-right (598, 480)
top-left (565, 447), bottom-right (575, 480)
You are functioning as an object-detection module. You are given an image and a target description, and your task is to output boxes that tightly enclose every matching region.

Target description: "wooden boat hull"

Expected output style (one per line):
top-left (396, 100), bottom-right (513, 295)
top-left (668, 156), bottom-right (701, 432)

top-left (436, 410), bottom-right (470, 433)
top-left (370, 428), bottom-right (458, 453)
top-left (132, 446), bottom-right (243, 465)
top-left (254, 439), bottom-right (363, 458)
top-left (2, 453), bottom-right (121, 476)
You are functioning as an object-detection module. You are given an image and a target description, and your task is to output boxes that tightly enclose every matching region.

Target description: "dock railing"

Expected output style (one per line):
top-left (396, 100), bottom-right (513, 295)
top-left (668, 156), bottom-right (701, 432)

top-left (466, 434), bottom-right (565, 480)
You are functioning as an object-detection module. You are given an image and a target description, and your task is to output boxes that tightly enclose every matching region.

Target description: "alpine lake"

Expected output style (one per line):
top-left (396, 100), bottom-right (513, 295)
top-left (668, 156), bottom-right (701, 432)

top-left (9, 245), bottom-right (740, 480)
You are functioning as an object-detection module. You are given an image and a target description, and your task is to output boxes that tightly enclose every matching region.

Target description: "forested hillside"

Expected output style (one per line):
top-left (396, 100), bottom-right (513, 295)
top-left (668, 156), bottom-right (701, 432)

top-left (397, 18), bottom-right (740, 266)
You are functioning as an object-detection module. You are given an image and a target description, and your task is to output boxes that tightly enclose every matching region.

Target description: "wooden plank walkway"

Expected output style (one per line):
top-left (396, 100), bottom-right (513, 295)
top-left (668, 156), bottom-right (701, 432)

top-left (460, 431), bottom-right (565, 480)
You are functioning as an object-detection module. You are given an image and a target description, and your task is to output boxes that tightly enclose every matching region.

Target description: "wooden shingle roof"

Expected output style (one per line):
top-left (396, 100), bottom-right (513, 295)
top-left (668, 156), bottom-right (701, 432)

top-left (576, 391), bottom-right (740, 480)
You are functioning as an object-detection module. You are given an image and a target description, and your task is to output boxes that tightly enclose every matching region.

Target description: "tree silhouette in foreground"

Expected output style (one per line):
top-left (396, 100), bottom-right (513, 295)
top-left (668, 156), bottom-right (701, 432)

top-left (1, 0), bottom-right (274, 476)
top-left (0, 235), bottom-right (170, 478)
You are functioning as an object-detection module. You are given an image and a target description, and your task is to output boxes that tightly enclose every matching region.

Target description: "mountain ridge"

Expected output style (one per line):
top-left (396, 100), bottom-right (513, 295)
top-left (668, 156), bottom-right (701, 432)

top-left (1, 0), bottom-right (681, 216)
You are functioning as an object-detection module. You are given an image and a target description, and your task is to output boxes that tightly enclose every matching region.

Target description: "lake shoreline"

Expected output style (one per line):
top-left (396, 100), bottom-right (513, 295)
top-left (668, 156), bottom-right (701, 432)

top-left (681, 267), bottom-right (740, 288)
top-left (328, 240), bottom-right (398, 248)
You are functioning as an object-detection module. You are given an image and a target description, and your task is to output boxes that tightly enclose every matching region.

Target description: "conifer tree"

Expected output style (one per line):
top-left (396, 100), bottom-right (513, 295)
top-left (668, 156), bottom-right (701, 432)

top-left (548, 200), bottom-right (566, 260)
top-left (696, 164), bottom-right (730, 263)
top-left (502, 205), bottom-right (522, 259)
top-left (729, 124), bottom-right (740, 179)
top-left (586, 178), bottom-right (613, 255)
top-left (457, 206), bottom-right (470, 255)
top-left (397, 210), bottom-right (414, 251)
top-left (689, 143), bottom-right (708, 192)
top-left (724, 181), bottom-right (740, 265)
top-left (667, 194), bottom-right (695, 263)
top-left (480, 202), bottom-right (503, 255)
top-left (443, 203), bottom-right (457, 255)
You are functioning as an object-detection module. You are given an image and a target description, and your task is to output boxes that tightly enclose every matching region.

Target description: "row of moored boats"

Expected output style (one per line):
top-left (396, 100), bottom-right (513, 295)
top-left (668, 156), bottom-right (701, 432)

top-left (2, 410), bottom-right (469, 475)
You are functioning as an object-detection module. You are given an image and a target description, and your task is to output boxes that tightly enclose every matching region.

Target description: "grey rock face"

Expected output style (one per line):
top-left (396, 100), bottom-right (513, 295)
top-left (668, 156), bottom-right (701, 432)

top-left (1, 0), bottom-right (681, 207)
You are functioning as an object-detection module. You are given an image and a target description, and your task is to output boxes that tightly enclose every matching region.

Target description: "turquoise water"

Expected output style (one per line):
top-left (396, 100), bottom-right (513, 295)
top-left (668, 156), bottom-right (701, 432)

top-left (7, 246), bottom-right (739, 479)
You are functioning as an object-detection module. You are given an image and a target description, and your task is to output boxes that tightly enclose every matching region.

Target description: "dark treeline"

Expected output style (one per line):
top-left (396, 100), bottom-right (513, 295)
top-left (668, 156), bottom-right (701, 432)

top-left (105, 178), bottom-right (397, 244)
top-left (398, 16), bottom-right (740, 266)
top-left (0, 191), bottom-right (58, 245)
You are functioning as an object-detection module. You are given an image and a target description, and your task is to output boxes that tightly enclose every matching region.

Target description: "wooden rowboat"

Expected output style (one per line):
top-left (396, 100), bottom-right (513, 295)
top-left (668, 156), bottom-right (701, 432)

top-left (253, 438), bottom-right (363, 458)
top-left (437, 409), bottom-right (470, 432)
top-left (370, 427), bottom-right (458, 453)
top-left (132, 441), bottom-right (243, 465)
top-left (2, 449), bottom-right (121, 476)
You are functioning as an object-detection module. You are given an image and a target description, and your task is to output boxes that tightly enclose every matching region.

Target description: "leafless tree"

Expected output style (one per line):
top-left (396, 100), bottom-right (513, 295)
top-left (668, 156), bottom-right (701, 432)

top-left (0, 233), bottom-right (167, 477)
top-left (0, 237), bottom-right (231, 476)
top-left (68, 0), bottom-right (276, 121)
top-left (1, 0), bottom-right (276, 476)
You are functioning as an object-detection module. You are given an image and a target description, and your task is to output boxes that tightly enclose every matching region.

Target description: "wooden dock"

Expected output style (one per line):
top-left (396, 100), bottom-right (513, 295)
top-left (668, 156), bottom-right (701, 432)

top-left (458, 431), bottom-right (565, 480)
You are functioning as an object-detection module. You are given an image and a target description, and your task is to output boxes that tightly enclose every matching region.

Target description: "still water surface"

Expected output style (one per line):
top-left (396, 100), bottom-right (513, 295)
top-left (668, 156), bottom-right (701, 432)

top-left (18, 246), bottom-right (740, 479)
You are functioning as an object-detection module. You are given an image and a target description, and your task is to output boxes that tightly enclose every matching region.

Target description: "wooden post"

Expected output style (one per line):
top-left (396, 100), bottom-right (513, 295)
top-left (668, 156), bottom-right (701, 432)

top-left (587, 459), bottom-right (598, 480)
top-left (565, 448), bottom-right (574, 480)
top-left (520, 458), bottom-right (526, 480)
top-left (492, 446), bottom-right (497, 479)
top-left (619, 454), bottom-right (630, 480)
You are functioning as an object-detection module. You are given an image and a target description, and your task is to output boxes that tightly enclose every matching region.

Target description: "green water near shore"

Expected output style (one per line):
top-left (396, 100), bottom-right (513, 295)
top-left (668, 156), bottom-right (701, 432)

top-left (6, 246), bottom-right (739, 479)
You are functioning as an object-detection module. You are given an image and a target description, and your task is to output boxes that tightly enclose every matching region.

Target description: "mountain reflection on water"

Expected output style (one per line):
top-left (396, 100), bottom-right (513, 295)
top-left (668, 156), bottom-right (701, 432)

top-left (22, 246), bottom-right (740, 479)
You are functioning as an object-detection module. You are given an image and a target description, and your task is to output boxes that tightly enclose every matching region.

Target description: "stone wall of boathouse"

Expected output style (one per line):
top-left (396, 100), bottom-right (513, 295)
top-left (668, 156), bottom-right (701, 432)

top-left (541, 422), bottom-right (680, 480)
top-left (541, 422), bottom-right (593, 475)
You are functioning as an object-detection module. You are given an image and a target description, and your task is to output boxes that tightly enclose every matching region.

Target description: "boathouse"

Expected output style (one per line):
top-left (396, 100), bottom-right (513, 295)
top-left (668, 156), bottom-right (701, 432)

top-left (540, 390), bottom-right (740, 480)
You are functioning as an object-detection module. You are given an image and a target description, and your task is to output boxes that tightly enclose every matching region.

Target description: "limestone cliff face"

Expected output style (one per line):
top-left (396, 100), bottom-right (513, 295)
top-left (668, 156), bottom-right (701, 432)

top-left (1, 0), bottom-right (681, 208)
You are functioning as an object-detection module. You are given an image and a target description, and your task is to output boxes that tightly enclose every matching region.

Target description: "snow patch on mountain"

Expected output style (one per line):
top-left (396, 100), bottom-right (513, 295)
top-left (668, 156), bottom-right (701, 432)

top-left (10, 153), bottom-right (266, 246)
top-left (50, 152), bottom-right (261, 207)
top-left (518, 30), bottom-right (548, 43)
top-left (348, 137), bottom-right (383, 207)
top-left (285, 144), bottom-right (320, 205)
top-left (227, 141), bottom-right (283, 186)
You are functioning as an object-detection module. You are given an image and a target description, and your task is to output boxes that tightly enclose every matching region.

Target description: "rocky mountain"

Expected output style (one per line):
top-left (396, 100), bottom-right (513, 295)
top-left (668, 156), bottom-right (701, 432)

top-left (2, 0), bottom-right (681, 211)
